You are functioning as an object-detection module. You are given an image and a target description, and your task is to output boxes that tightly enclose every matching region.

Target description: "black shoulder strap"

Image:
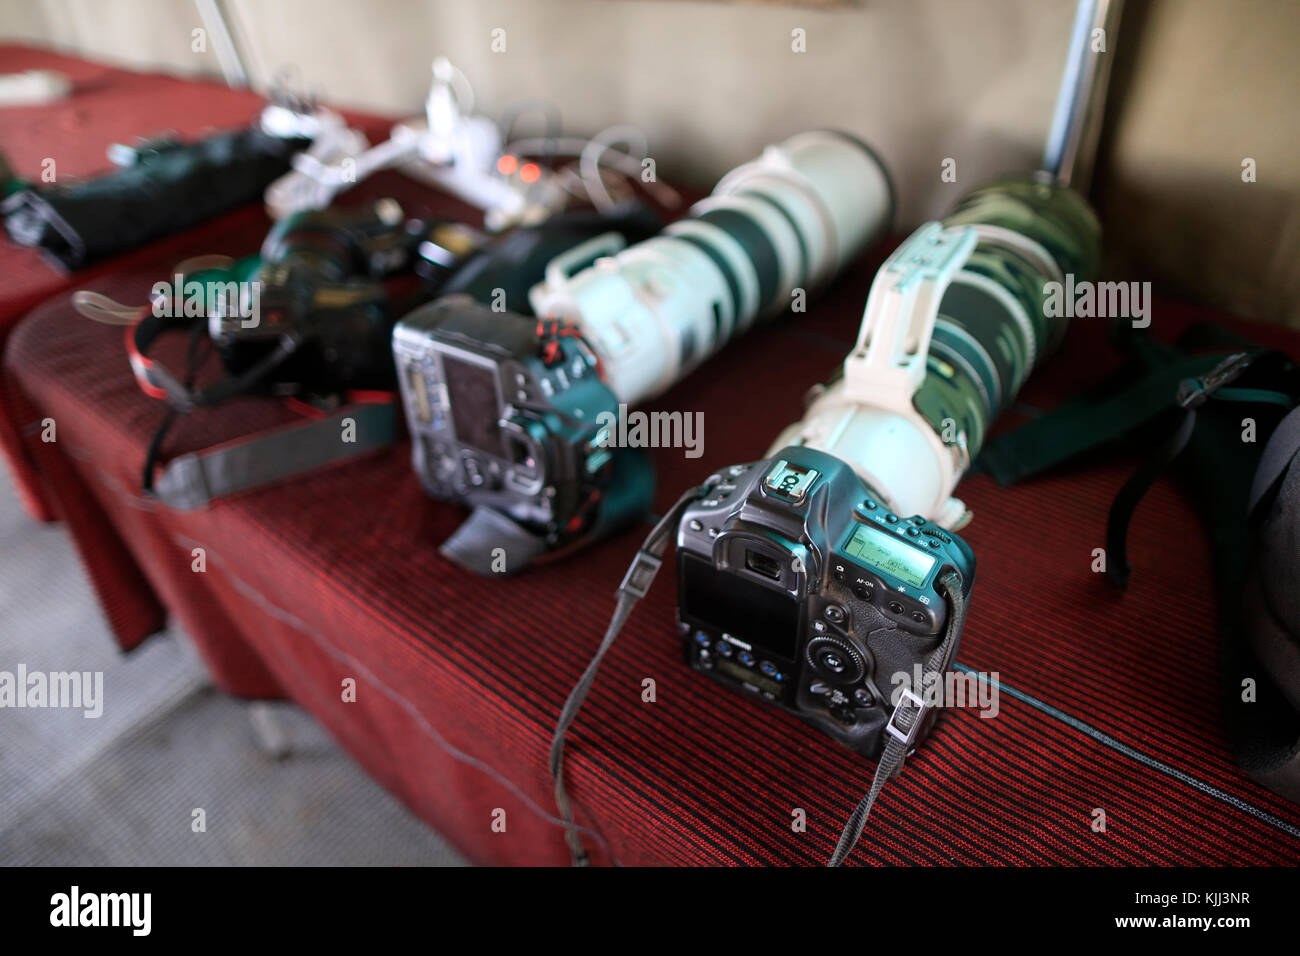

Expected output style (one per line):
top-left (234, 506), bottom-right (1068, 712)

top-left (1102, 352), bottom-right (1289, 588)
top-left (977, 352), bottom-right (1226, 486)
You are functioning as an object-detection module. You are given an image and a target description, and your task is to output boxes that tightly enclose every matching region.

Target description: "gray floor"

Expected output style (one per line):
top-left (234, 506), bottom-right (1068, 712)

top-left (0, 459), bottom-right (466, 866)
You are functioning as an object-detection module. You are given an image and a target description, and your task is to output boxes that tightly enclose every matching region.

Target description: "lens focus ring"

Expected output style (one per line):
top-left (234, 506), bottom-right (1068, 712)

top-left (805, 635), bottom-right (865, 683)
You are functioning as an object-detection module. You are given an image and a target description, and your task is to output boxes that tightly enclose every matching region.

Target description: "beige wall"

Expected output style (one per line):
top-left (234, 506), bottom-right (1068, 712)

top-left (3, 0), bottom-right (1298, 327)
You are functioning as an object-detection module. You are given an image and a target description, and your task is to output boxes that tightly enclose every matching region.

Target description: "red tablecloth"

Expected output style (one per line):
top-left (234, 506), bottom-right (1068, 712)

top-left (0, 44), bottom-right (391, 520)
top-left (9, 229), bottom-right (1300, 864)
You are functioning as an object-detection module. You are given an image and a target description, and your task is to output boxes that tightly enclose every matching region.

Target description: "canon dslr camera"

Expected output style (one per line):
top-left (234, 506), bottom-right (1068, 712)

top-left (676, 445), bottom-right (975, 758)
top-left (393, 298), bottom-right (652, 569)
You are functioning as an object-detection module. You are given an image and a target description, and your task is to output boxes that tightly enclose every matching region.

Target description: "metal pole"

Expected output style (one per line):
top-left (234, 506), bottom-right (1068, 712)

top-left (194, 0), bottom-right (250, 89)
top-left (1042, 0), bottom-right (1124, 193)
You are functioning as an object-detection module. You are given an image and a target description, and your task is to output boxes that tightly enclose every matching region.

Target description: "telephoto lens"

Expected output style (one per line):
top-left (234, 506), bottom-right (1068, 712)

top-left (528, 131), bottom-right (894, 406)
top-left (769, 172), bottom-right (1101, 527)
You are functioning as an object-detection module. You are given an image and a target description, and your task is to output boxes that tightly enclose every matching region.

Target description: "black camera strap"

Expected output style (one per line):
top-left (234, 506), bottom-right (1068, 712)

top-left (128, 309), bottom-right (303, 414)
top-left (440, 507), bottom-right (551, 575)
top-left (108, 297), bottom-right (398, 509)
top-left (827, 568), bottom-right (966, 866)
top-left (549, 483), bottom-right (714, 866)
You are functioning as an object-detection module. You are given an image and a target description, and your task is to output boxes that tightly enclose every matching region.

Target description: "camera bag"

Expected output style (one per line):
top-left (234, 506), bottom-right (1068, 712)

top-left (979, 324), bottom-right (1300, 802)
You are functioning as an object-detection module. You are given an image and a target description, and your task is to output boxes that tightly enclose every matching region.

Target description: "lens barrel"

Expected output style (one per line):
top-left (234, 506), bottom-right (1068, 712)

top-left (768, 173), bottom-right (1101, 527)
top-left (529, 131), bottom-right (893, 406)
top-left (916, 174), bottom-right (1100, 459)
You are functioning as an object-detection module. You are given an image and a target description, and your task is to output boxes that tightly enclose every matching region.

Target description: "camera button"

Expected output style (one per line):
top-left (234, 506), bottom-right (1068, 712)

top-left (693, 631), bottom-right (710, 647)
top-left (911, 611), bottom-right (927, 624)
top-left (853, 688), bottom-right (873, 706)
top-left (737, 651), bottom-right (755, 667)
top-left (885, 513), bottom-right (899, 524)
top-left (852, 582), bottom-right (874, 601)
top-left (824, 605), bottom-right (847, 624)
top-left (759, 661), bottom-right (778, 677)
top-left (462, 457), bottom-right (486, 487)
top-left (887, 601), bottom-right (905, 615)
top-left (714, 641), bottom-right (733, 658)
top-left (927, 539), bottom-right (941, 549)
top-left (688, 519), bottom-right (703, 532)
top-left (906, 527), bottom-right (920, 537)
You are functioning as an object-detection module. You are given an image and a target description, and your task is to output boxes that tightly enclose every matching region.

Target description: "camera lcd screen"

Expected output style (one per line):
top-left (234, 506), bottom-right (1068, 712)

top-left (680, 554), bottom-right (799, 660)
top-left (716, 657), bottom-right (782, 696)
top-left (842, 523), bottom-right (936, 588)
top-left (440, 353), bottom-right (502, 456)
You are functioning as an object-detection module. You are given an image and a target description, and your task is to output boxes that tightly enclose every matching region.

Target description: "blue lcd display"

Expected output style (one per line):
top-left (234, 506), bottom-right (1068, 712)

top-left (842, 523), bottom-right (936, 588)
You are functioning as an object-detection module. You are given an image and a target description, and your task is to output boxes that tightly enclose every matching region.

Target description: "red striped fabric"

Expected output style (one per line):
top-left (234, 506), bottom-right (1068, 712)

top-left (7, 224), bottom-right (1300, 863)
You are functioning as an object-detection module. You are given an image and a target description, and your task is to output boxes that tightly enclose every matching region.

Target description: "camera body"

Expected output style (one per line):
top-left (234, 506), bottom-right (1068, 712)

top-left (675, 445), bottom-right (975, 758)
top-left (393, 297), bottom-right (652, 549)
top-left (208, 200), bottom-right (470, 394)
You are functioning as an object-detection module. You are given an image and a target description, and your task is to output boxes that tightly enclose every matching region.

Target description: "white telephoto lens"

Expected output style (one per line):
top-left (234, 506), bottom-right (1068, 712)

top-left (529, 131), bottom-right (893, 407)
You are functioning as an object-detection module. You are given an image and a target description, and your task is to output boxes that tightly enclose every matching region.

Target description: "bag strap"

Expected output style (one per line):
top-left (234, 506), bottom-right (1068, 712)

top-left (977, 352), bottom-right (1226, 486)
top-left (1101, 352), bottom-right (1287, 588)
top-left (1250, 404), bottom-right (1300, 514)
top-left (1231, 404), bottom-right (1300, 802)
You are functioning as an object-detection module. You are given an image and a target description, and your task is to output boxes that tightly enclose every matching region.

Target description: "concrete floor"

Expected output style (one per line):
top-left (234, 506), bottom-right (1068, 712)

top-left (0, 459), bottom-right (466, 866)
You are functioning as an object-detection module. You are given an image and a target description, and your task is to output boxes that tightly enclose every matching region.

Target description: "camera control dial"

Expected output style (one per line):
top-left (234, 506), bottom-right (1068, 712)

top-left (805, 635), bottom-right (865, 683)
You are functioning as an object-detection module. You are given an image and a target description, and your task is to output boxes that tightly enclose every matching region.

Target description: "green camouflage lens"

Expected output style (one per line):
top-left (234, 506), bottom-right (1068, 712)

top-left (914, 174), bottom-right (1101, 459)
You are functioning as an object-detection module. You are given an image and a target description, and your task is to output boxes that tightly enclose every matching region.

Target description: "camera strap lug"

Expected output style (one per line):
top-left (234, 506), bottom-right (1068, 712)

top-left (884, 687), bottom-right (930, 750)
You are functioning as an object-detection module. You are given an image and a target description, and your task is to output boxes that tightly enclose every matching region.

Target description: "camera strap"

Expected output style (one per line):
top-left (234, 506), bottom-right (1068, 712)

top-left (828, 568), bottom-right (966, 866)
top-left (549, 482), bottom-right (715, 866)
top-left (146, 394), bottom-right (399, 510)
top-left (127, 309), bottom-right (303, 415)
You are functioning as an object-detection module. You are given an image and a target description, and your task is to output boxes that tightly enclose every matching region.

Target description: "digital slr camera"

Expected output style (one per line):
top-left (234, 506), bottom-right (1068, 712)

top-left (203, 198), bottom-right (478, 396)
top-left (393, 297), bottom-right (652, 569)
top-left (675, 445), bottom-right (975, 758)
